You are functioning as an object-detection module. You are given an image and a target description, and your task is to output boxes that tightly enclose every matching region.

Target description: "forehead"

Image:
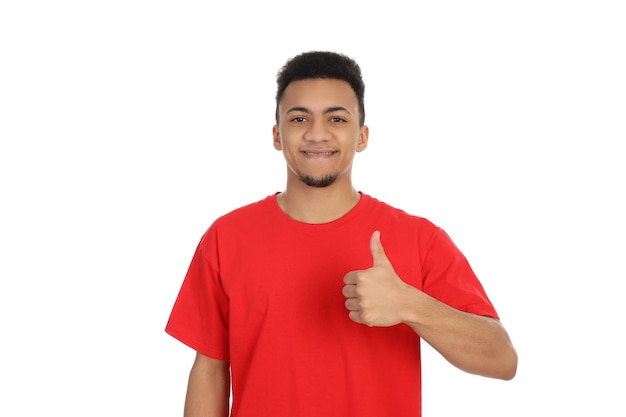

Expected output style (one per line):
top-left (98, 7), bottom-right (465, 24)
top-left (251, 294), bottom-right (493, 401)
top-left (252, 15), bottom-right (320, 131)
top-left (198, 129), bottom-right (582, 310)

top-left (279, 78), bottom-right (358, 110)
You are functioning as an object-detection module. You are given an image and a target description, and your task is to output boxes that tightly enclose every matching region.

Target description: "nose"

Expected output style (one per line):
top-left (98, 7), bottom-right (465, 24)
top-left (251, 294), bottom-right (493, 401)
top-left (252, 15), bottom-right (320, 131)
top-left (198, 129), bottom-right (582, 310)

top-left (303, 119), bottom-right (331, 142)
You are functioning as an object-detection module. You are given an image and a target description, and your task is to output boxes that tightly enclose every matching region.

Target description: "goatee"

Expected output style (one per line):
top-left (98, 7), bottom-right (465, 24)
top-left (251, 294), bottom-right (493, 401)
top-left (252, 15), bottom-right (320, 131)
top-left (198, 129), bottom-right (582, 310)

top-left (299, 173), bottom-right (338, 188)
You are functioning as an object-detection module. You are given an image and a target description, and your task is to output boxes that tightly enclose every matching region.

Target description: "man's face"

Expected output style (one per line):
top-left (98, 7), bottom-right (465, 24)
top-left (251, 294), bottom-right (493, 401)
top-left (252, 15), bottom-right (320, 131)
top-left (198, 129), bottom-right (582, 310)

top-left (273, 78), bottom-right (368, 188)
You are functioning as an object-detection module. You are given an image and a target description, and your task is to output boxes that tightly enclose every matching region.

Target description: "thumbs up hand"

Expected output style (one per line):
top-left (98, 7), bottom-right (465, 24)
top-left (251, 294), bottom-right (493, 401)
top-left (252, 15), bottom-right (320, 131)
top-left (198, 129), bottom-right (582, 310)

top-left (342, 231), bottom-right (412, 327)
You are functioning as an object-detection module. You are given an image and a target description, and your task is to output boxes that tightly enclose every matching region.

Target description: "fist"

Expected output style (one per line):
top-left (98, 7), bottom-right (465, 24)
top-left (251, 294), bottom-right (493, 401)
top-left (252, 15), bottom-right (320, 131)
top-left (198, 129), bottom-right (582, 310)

top-left (342, 230), bottom-right (410, 327)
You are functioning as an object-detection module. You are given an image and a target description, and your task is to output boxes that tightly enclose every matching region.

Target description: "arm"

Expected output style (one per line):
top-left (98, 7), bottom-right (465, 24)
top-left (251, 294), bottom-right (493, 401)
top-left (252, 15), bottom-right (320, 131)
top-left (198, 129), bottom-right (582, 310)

top-left (343, 231), bottom-right (517, 380)
top-left (397, 287), bottom-right (516, 380)
top-left (184, 352), bottom-right (230, 417)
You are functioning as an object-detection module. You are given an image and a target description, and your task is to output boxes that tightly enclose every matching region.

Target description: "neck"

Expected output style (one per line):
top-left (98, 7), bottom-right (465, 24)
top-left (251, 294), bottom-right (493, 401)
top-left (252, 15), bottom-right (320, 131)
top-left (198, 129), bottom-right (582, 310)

top-left (277, 174), bottom-right (361, 224)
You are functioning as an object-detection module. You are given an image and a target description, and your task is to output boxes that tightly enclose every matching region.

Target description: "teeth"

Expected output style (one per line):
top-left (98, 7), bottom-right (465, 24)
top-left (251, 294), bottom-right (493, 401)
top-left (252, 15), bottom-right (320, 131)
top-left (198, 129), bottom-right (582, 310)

top-left (304, 151), bottom-right (334, 155)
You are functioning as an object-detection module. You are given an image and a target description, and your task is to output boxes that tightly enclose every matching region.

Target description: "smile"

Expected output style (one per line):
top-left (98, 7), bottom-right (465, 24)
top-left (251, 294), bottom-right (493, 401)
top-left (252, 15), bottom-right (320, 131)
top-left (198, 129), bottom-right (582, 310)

top-left (302, 151), bottom-right (337, 156)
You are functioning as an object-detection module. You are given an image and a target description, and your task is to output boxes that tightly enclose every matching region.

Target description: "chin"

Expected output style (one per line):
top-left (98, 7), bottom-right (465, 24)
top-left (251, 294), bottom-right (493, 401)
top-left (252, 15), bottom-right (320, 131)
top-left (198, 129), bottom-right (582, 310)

top-left (300, 173), bottom-right (338, 188)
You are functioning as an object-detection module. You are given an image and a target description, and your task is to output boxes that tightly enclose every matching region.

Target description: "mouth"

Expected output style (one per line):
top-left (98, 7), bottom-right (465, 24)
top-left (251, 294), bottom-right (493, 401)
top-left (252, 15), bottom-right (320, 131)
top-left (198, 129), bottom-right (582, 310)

top-left (302, 150), bottom-right (338, 157)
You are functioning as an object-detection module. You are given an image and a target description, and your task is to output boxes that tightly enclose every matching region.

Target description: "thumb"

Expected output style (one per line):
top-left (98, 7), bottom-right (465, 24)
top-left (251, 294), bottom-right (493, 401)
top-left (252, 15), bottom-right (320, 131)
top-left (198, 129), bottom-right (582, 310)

top-left (370, 230), bottom-right (390, 267)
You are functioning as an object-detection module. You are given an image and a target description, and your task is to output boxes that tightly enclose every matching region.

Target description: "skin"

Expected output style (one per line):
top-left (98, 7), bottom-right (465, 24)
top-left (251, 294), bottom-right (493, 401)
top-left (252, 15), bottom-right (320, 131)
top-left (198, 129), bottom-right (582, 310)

top-left (184, 353), bottom-right (229, 417)
top-left (272, 78), bottom-right (369, 223)
top-left (183, 77), bottom-right (517, 416)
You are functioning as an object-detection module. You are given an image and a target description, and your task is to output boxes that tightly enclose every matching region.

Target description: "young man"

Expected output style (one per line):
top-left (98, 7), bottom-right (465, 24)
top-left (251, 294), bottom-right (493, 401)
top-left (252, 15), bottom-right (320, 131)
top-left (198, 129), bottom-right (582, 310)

top-left (166, 51), bottom-right (517, 417)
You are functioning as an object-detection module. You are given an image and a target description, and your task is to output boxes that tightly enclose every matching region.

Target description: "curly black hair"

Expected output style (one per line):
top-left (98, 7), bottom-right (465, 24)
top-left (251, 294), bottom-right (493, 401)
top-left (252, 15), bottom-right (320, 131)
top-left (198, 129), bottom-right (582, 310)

top-left (275, 51), bottom-right (365, 126)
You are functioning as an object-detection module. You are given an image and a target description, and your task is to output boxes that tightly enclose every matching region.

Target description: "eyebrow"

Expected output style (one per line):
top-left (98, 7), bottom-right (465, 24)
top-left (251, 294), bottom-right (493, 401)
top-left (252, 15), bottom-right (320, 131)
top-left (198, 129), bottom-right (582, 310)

top-left (286, 106), bottom-right (352, 115)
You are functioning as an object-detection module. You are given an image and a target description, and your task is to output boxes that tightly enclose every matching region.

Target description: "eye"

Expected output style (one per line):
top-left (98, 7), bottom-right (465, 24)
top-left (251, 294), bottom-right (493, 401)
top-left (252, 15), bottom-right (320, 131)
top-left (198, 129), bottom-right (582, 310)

top-left (330, 116), bottom-right (347, 123)
top-left (291, 116), bottom-right (307, 123)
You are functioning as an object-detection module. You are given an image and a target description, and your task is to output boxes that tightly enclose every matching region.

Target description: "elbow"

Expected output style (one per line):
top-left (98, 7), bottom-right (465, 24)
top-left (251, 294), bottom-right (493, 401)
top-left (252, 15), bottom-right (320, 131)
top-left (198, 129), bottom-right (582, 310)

top-left (456, 346), bottom-right (518, 380)
top-left (498, 347), bottom-right (518, 381)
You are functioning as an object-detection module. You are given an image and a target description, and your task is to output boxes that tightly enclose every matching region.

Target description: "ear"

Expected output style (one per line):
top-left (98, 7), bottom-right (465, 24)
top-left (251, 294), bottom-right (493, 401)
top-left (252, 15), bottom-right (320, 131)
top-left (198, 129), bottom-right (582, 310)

top-left (356, 125), bottom-right (369, 152)
top-left (272, 125), bottom-right (282, 150)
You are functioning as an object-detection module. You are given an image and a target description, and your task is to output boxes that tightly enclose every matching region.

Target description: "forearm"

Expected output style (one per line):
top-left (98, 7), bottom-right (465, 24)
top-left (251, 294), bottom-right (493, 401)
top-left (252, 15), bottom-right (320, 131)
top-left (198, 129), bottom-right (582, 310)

top-left (184, 353), bottom-right (230, 417)
top-left (401, 287), bottom-right (517, 380)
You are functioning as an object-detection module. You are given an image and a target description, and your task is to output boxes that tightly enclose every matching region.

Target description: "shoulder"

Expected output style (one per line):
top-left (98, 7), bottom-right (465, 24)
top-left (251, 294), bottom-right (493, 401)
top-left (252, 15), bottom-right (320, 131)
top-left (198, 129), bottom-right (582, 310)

top-left (212, 194), bottom-right (277, 226)
top-left (361, 193), bottom-right (440, 232)
top-left (197, 194), bottom-right (277, 246)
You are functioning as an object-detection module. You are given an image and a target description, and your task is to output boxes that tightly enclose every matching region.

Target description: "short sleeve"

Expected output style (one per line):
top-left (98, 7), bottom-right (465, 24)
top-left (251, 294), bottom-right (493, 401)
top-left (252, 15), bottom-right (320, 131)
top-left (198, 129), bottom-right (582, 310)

top-left (421, 228), bottom-right (499, 319)
top-left (165, 224), bottom-right (230, 360)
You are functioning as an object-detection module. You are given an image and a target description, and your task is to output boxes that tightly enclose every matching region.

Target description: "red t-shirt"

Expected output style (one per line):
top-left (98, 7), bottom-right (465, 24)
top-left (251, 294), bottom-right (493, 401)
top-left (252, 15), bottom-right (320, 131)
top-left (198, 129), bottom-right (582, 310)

top-left (166, 193), bottom-right (498, 416)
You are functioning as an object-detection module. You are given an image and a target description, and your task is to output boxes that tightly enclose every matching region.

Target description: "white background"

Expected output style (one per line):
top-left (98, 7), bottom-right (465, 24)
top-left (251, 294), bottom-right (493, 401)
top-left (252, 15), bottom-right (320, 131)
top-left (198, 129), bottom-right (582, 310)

top-left (1, 1), bottom-right (624, 415)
